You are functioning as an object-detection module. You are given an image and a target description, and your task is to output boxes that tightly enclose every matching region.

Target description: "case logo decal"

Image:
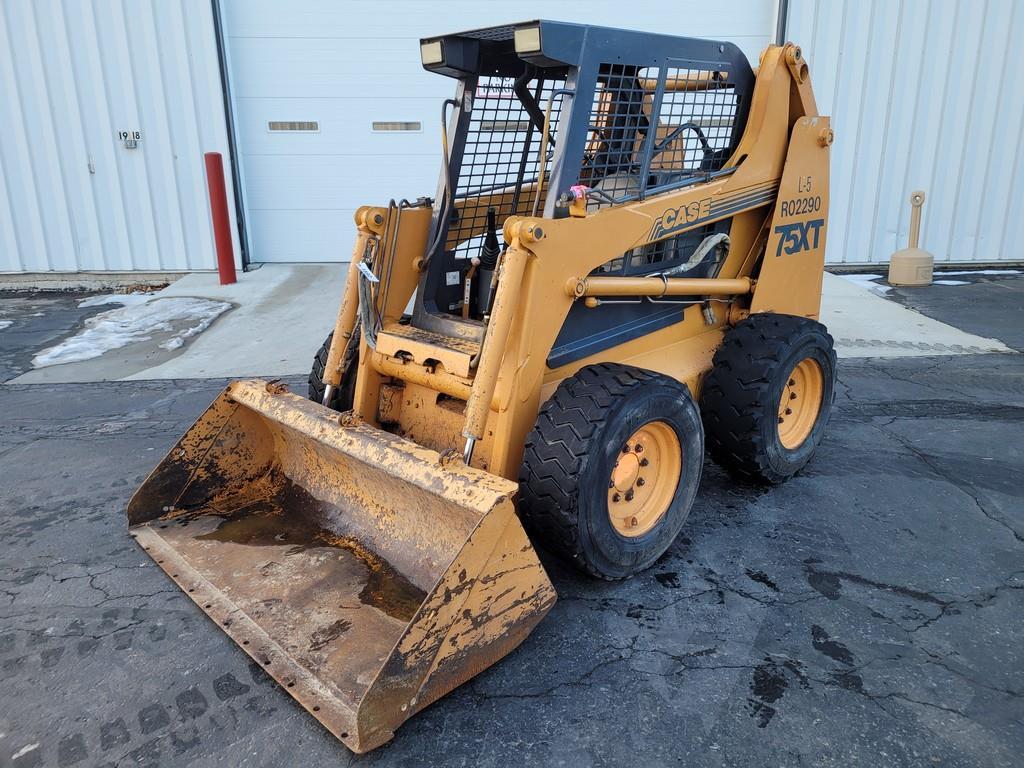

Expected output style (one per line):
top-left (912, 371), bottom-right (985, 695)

top-left (649, 198), bottom-right (712, 240)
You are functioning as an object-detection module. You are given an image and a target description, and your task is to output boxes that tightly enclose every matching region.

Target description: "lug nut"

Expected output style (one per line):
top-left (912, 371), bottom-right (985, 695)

top-left (790, 392), bottom-right (797, 399)
top-left (609, 480), bottom-right (615, 488)
top-left (636, 478), bottom-right (645, 487)
top-left (789, 379), bottom-right (795, 386)
top-left (627, 516), bottom-right (638, 527)
top-left (613, 493), bottom-right (621, 502)
top-left (622, 445), bottom-right (630, 454)
top-left (635, 444), bottom-right (643, 453)
top-left (640, 458), bottom-right (649, 467)
top-left (785, 408), bottom-right (793, 415)
top-left (778, 416), bottom-right (785, 424)
top-left (625, 490), bottom-right (634, 502)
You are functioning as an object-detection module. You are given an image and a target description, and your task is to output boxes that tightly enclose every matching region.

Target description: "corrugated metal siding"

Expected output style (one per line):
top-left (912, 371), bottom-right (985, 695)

top-left (788, 0), bottom-right (1024, 264)
top-left (0, 0), bottom-right (239, 273)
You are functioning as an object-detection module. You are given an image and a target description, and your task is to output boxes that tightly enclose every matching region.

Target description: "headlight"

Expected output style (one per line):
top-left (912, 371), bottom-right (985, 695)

top-left (514, 26), bottom-right (541, 54)
top-left (420, 41), bottom-right (444, 66)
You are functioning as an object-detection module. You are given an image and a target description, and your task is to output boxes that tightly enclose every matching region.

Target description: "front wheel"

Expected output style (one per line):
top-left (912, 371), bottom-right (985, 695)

top-left (518, 363), bottom-right (704, 580)
top-left (700, 313), bottom-right (836, 484)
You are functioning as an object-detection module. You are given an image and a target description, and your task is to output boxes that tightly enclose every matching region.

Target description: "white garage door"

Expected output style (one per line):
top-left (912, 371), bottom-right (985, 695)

top-left (221, 1), bottom-right (774, 263)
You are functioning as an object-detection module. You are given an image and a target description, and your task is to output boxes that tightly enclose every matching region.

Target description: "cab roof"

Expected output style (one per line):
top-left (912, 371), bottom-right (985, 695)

top-left (419, 19), bottom-right (752, 81)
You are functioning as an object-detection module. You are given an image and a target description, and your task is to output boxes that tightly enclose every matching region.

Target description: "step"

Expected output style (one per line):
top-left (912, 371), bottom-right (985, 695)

top-left (374, 323), bottom-right (480, 378)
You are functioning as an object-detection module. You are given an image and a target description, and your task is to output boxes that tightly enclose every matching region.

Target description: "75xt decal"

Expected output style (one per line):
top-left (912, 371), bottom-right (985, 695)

top-left (774, 218), bottom-right (825, 257)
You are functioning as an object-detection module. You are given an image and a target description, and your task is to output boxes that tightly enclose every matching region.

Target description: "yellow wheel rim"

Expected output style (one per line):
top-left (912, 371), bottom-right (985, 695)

top-left (777, 357), bottom-right (825, 449)
top-left (607, 421), bottom-right (681, 538)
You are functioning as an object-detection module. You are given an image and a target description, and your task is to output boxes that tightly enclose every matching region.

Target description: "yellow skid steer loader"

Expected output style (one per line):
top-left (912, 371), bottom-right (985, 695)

top-left (129, 21), bottom-right (834, 753)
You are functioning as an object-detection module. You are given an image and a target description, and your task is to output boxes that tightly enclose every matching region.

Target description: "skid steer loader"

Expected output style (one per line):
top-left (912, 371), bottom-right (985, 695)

top-left (128, 21), bottom-right (835, 753)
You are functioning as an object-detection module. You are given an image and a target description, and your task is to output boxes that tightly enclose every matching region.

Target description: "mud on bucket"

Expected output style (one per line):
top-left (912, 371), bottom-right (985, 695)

top-left (127, 379), bottom-right (556, 753)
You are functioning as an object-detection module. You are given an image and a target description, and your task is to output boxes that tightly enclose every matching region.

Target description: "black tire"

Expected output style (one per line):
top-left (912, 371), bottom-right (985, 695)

top-left (518, 362), bottom-right (704, 580)
top-left (308, 330), bottom-right (359, 412)
top-left (700, 313), bottom-right (836, 484)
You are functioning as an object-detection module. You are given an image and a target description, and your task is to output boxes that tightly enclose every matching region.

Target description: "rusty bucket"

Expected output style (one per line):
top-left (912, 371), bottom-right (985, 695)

top-left (127, 380), bottom-right (555, 753)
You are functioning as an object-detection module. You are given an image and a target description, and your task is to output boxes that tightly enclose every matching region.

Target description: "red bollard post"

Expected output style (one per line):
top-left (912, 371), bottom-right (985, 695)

top-left (204, 152), bottom-right (237, 285)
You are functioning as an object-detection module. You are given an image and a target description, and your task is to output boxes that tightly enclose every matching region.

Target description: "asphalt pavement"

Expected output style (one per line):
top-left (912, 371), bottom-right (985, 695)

top-left (0, 277), bottom-right (1021, 767)
top-left (886, 270), bottom-right (1024, 352)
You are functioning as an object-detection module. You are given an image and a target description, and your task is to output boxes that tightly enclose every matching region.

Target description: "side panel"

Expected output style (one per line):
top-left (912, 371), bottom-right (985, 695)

top-left (750, 116), bottom-right (831, 318)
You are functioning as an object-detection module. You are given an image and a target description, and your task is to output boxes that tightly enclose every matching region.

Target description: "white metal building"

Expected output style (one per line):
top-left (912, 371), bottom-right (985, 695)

top-left (790, 0), bottom-right (1024, 266)
top-left (1, 0), bottom-right (1021, 274)
top-left (0, 0), bottom-right (239, 274)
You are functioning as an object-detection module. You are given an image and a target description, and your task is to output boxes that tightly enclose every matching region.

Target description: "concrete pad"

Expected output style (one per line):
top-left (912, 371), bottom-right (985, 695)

top-left (121, 263), bottom-right (344, 380)
top-left (134, 268), bottom-right (1012, 375)
top-left (820, 272), bottom-right (1012, 358)
top-left (7, 265), bottom-right (1013, 385)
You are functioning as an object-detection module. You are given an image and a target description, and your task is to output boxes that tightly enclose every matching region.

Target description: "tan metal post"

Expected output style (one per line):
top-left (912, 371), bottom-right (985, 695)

top-left (908, 191), bottom-right (924, 249)
top-left (887, 191), bottom-right (934, 286)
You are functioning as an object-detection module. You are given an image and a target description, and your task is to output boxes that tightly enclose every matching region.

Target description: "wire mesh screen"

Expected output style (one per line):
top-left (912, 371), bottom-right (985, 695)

top-left (584, 62), bottom-right (740, 277)
top-left (447, 76), bottom-right (566, 261)
top-left (582, 63), bottom-right (740, 201)
top-left (580, 64), bottom-right (649, 196)
top-left (651, 67), bottom-right (739, 175)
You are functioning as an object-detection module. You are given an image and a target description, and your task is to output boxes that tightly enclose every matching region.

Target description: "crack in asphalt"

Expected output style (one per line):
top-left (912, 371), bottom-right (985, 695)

top-left (873, 418), bottom-right (1024, 544)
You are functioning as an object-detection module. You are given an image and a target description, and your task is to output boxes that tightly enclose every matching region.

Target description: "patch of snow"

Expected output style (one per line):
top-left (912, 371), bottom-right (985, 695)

top-left (12, 743), bottom-right (40, 760)
top-left (837, 269), bottom-right (1019, 296)
top-left (933, 269), bottom-right (1021, 277)
top-left (0, 320), bottom-right (12, 331)
top-left (78, 292), bottom-right (154, 308)
top-left (33, 297), bottom-right (230, 368)
top-left (837, 273), bottom-right (893, 294)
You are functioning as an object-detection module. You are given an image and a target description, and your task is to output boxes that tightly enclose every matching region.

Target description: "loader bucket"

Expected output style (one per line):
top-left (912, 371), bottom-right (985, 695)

top-left (127, 379), bottom-right (556, 753)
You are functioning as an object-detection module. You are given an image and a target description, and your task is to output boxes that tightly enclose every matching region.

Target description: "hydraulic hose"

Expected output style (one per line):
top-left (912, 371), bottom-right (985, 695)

top-left (424, 98), bottom-right (459, 267)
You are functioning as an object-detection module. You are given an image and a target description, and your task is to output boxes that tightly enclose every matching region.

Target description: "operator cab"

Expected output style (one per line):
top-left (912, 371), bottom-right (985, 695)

top-left (412, 20), bottom-right (755, 351)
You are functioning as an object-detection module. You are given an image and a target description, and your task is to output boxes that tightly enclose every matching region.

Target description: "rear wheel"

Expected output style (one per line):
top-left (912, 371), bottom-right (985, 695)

top-left (518, 363), bottom-right (704, 580)
top-left (700, 313), bottom-right (836, 484)
top-left (308, 330), bottom-right (359, 412)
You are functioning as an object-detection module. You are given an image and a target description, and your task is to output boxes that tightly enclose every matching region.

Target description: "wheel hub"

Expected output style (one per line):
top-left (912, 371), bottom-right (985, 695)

top-left (777, 357), bottom-right (825, 449)
top-left (607, 421), bottom-right (681, 537)
top-left (611, 453), bottom-right (640, 491)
